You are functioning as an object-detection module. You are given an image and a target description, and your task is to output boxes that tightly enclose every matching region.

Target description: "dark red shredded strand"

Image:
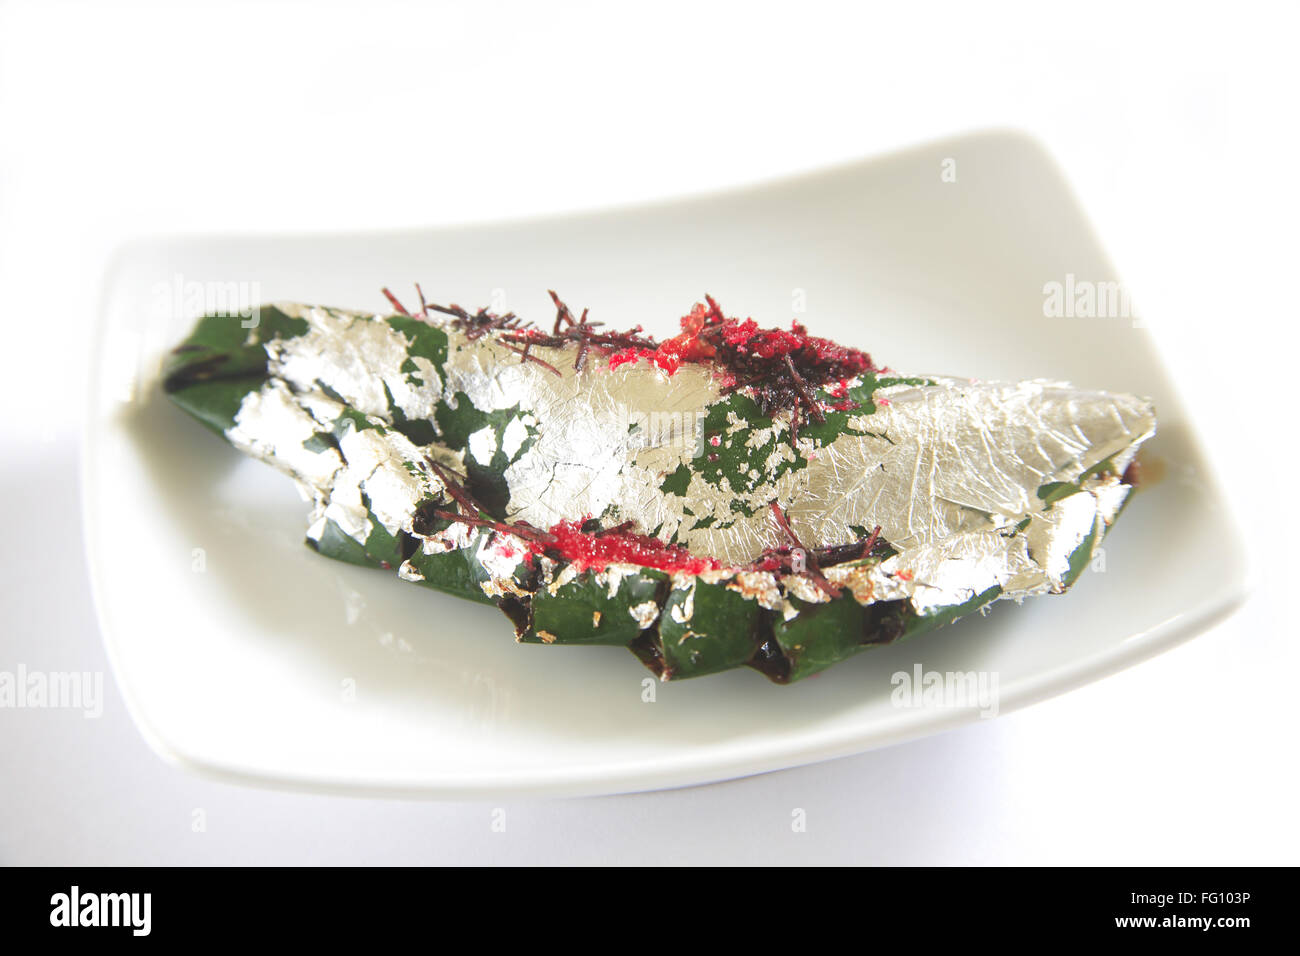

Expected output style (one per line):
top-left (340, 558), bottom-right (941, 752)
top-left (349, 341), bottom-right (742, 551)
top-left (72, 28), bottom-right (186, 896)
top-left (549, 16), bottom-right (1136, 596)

top-left (382, 286), bottom-right (877, 438)
top-left (763, 501), bottom-right (841, 598)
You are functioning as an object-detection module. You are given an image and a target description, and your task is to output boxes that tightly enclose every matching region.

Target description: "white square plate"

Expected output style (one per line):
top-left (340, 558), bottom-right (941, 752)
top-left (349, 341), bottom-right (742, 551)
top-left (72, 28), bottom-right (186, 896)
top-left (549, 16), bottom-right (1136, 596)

top-left (84, 131), bottom-right (1247, 797)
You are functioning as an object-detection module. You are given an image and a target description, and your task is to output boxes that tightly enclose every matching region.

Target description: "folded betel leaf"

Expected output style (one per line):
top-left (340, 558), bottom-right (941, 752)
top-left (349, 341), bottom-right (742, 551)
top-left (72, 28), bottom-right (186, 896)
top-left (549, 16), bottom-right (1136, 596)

top-left (162, 288), bottom-right (1156, 683)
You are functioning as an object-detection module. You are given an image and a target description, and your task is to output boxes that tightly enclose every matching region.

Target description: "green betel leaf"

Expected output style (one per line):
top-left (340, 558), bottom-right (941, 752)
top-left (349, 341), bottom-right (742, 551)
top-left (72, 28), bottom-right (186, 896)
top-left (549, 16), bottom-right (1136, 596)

top-left (165, 375), bottom-right (267, 436)
top-left (655, 578), bottom-right (761, 679)
top-left (772, 596), bottom-right (869, 682)
top-left (1061, 518), bottom-right (1102, 589)
top-left (526, 568), bottom-right (666, 646)
top-left (309, 518), bottom-right (381, 569)
top-left (402, 542), bottom-right (498, 607)
top-left (162, 306), bottom-right (310, 435)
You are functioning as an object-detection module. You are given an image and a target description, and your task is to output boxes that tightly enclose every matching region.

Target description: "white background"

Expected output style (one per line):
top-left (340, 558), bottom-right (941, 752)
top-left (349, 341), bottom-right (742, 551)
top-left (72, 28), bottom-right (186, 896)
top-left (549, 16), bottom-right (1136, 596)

top-left (1, 0), bottom-right (1296, 863)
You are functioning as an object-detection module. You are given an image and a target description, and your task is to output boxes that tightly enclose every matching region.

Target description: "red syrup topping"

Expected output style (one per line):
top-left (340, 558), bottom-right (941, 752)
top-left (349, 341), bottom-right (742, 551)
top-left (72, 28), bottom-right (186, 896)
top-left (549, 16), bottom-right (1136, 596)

top-left (609, 347), bottom-right (679, 374)
top-left (530, 520), bottom-right (723, 576)
top-left (604, 296), bottom-right (877, 439)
